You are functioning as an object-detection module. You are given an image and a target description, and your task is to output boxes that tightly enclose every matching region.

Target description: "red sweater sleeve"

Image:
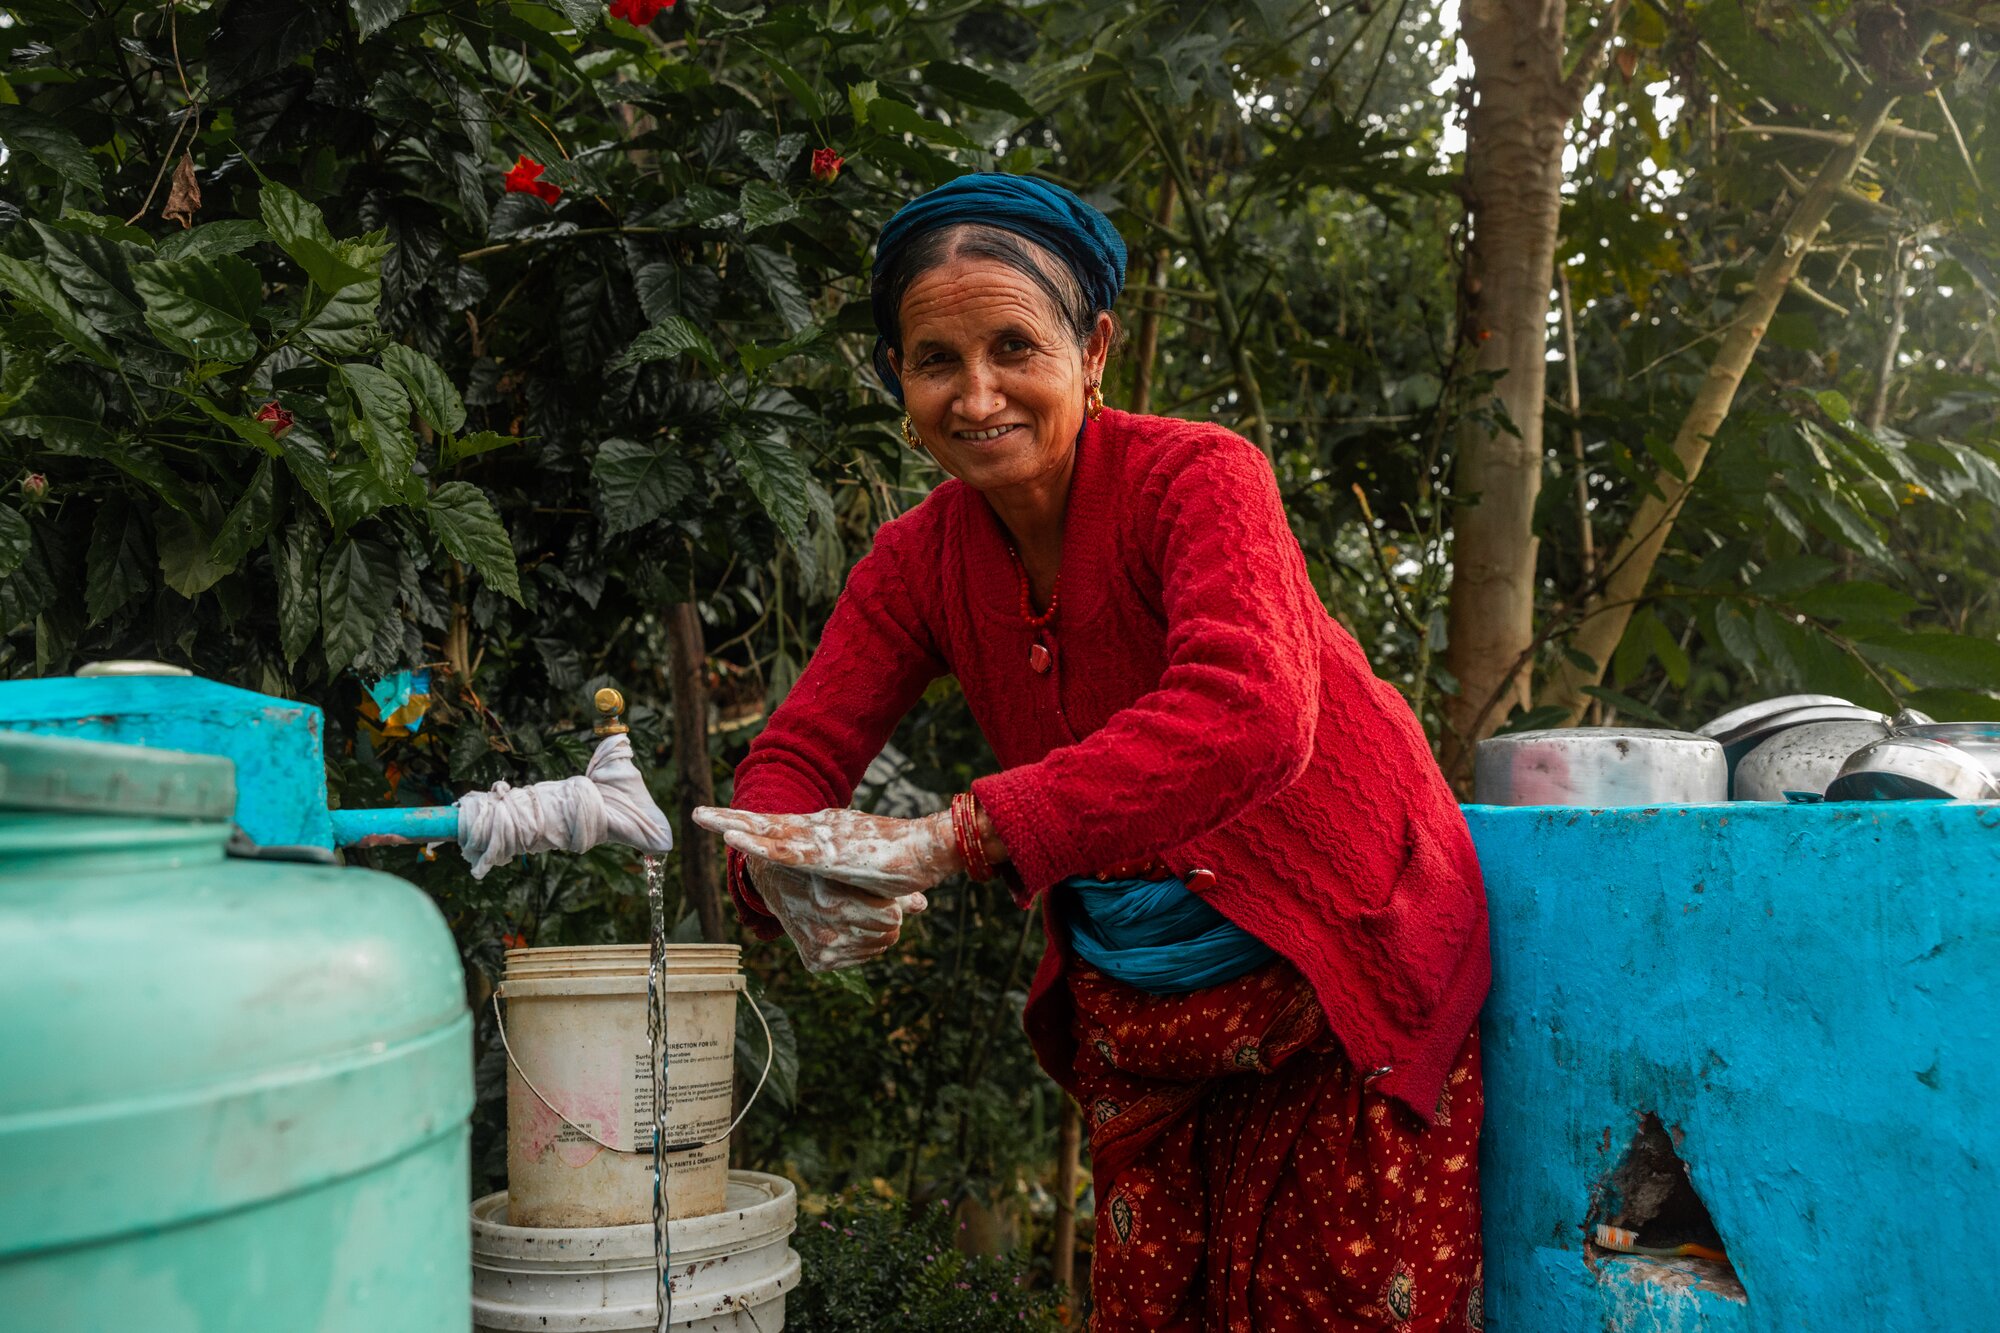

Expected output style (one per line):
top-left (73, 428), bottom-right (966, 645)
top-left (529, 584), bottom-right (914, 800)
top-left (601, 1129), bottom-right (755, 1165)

top-left (725, 517), bottom-right (948, 925)
top-left (732, 519), bottom-right (946, 814)
top-left (972, 431), bottom-right (1322, 895)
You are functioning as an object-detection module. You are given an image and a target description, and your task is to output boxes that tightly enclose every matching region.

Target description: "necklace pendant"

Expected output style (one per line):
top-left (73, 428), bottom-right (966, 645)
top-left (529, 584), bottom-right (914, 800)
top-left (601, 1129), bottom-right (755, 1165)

top-left (1029, 642), bottom-right (1052, 674)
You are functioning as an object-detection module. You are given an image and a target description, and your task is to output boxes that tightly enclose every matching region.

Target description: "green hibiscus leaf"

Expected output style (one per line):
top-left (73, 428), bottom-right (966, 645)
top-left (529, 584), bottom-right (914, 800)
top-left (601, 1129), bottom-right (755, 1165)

top-left (351, 0), bottom-right (413, 38)
top-left (340, 362), bottom-right (418, 479)
top-left (0, 527), bottom-right (55, 637)
top-left (0, 506), bottom-right (31, 580)
top-left (742, 246), bottom-right (814, 335)
top-left (738, 180), bottom-right (801, 232)
top-left (260, 181), bottom-right (377, 293)
top-left (297, 273), bottom-right (383, 354)
top-left (427, 480), bottom-right (521, 603)
top-left (132, 255), bottom-right (263, 363)
top-left (0, 253), bottom-right (118, 366)
top-left (329, 455), bottom-right (397, 531)
top-left (157, 219), bottom-right (271, 263)
top-left (0, 370), bottom-right (111, 454)
top-left (441, 430), bottom-right (522, 465)
top-left (722, 421), bottom-right (810, 543)
top-left (209, 459), bottom-right (280, 568)
top-left (380, 343), bottom-right (467, 435)
top-left (85, 497), bottom-right (152, 623)
top-left (192, 396), bottom-right (285, 458)
top-left (277, 519), bottom-right (325, 664)
top-left (319, 536), bottom-right (393, 672)
top-left (611, 316), bottom-right (721, 373)
top-left (867, 96), bottom-right (978, 151)
top-left (283, 422), bottom-right (335, 520)
top-left (593, 436), bottom-right (695, 536)
top-left (0, 104), bottom-right (103, 193)
top-left (32, 221), bottom-right (146, 334)
top-left (549, 0), bottom-right (601, 30)
top-left (156, 496), bottom-right (234, 598)
top-left (921, 60), bottom-right (1038, 119)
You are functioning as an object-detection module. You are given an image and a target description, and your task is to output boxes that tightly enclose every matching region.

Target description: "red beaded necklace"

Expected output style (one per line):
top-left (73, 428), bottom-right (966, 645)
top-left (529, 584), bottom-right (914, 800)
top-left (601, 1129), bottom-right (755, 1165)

top-left (1008, 547), bottom-right (1059, 627)
top-left (1008, 548), bottom-right (1059, 673)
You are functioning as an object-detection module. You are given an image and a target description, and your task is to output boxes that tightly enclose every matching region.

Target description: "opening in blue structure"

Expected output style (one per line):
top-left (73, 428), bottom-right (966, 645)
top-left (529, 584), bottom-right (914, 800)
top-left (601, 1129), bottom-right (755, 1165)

top-left (1587, 1114), bottom-right (1746, 1304)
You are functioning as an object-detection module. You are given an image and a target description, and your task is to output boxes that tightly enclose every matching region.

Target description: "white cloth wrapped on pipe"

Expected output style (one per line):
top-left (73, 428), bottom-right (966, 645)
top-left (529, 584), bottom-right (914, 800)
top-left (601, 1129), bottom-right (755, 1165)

top-left (456, 734), bottom-right (673, 879)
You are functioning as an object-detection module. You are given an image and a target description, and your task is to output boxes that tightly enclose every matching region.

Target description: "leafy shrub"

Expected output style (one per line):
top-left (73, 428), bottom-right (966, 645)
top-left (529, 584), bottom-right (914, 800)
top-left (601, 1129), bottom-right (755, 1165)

top-left (790, 1196), bottom-right (1067, 1333)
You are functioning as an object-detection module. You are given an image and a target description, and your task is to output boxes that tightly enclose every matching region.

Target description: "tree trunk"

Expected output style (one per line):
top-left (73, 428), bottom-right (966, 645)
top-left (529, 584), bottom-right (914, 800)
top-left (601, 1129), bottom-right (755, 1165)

top-left (1557, 267), bottom-right (1595, 582)
top-left (1538, 88), bottom-right (1901, 720)
top-left (1440, 0), bottom-right (1617, 778)
top-left (1866, 235), bottom-right (1909, 432)
top-left (1052, 1096), bottom-right (1081, 1305)
top-left (666, 599), bottom-right (727, 944)
top-left (1131, 180), bottom-right (1177, 415)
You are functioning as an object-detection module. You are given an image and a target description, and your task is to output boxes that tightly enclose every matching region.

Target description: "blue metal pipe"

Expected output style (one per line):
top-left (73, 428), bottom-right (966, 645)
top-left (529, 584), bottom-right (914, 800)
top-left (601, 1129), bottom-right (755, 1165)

top-left (328, 805), bottom-right (460, 848)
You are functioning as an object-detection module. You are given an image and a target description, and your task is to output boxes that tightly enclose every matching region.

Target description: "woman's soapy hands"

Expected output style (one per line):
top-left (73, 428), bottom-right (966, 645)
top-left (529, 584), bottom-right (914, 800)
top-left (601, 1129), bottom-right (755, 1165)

top-left (742, 857), bottom-right (922, 973)
top-left (693, 806), bottom-right (965, 974)
top-left (693, 806), bottom-right (966, 900)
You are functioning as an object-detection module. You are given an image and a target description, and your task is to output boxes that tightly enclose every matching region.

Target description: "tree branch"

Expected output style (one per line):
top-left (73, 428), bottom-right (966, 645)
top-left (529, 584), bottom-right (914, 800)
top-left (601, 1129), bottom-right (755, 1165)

top-left (1559, 0), bottom-right (1630, 117)
top-left (1127, 94), bottom-right (1273, 455)
top-left (1130, 179), bottom-right (1178, 415)
top-left (1537, 84), bottom-right (1904, 721)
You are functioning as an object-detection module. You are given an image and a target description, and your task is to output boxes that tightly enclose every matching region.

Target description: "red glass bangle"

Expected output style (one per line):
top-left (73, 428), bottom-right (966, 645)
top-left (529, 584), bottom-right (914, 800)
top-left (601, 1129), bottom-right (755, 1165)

top-left (952, 793), bottom-right (995, 882)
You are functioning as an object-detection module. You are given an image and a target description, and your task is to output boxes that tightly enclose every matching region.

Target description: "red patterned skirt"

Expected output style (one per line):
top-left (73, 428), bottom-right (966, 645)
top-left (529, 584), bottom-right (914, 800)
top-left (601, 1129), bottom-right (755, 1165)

top-left (1067, 959), bottom-right (1483, 1331)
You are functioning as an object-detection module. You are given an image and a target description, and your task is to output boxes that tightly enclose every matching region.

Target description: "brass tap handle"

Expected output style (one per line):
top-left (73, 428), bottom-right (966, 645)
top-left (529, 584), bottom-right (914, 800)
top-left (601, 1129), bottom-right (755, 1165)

top-left (593, 686), bottom-right (629, 737)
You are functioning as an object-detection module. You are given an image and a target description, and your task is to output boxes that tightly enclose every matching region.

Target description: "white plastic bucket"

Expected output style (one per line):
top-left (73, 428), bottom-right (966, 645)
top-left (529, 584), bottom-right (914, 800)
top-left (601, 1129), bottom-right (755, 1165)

top-left (471, 1170), bottom-right (800, 1332)
top-left (500, 944), bottom-right (743, 1226)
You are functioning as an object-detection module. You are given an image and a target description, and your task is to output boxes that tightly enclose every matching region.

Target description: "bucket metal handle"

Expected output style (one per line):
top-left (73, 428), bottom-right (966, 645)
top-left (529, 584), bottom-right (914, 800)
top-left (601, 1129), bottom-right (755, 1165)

top-left (490, 984), bottom-right (776, 1156)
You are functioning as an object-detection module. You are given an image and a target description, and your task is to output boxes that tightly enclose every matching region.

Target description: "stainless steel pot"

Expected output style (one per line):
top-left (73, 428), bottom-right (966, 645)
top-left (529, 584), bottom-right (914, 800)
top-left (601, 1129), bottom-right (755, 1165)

top-left (1731, 718), bottom-right (1891, 801)
top-left (1474, 727), bottom-right (1729, 807)
top-left (1893, 721), bottom-right (2000, 763)
top-left (1697, 695), bottom-right (1854, 746)
top-left (1824, 737), bottom-right (2000, 802)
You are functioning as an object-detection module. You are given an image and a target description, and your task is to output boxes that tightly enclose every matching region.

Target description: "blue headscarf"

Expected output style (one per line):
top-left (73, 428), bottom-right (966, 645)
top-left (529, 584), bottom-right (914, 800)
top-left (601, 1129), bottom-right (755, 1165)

top-left (869, 172), bottom-right (1128, 402)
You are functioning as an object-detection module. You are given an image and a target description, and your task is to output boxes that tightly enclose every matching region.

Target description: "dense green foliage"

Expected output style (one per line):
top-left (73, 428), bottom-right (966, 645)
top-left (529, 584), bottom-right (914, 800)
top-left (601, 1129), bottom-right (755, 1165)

top-left (3, 0), bottom-right (1998, 1300)
top-left (790, 1196), bottom-right (1068, 1331)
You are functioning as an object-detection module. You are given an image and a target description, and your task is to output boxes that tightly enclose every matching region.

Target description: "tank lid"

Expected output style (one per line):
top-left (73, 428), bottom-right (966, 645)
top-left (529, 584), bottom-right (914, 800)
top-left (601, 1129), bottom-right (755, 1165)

top-left (0, 731), bottom-right (236, 820)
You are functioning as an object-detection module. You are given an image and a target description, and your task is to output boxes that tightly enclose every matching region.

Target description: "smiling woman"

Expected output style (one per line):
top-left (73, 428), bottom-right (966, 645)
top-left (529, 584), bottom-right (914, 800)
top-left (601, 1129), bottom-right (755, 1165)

top-left (693, 172), bottom-right (1490, 1330)
top-left (888, 235), bottom-right (1114, 599)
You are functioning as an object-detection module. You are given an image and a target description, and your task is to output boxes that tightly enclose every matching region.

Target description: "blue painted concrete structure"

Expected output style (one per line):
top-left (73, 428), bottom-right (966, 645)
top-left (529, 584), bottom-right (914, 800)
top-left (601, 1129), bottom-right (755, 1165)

top-left (1466, 801), bottom-right (1999, 1331)
top-left (10, 672), bottom-right (1990, 1328)
top-left (0, 677), bottom-right (455, 850)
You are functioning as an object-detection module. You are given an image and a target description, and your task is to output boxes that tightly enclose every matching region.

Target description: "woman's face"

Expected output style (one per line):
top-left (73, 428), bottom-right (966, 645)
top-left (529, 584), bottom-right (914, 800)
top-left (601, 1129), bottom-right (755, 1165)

top-left (889, 256), bottom-right (1111, 494)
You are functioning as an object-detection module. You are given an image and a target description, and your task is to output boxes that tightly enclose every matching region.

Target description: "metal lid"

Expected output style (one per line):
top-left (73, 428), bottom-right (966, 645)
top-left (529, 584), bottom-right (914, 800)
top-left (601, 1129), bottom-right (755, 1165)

top-left (1473, 727), bottom-right (1728, 807)
top-left (1697, 694), bottom-right (1855, 744)
top-left (1893, 721), bottom-right (2000, 748)
top-left (1825, 737), bottom-right (1999, 803)
top-left (74, 659), bottom-right (194, 677)
top-left (0, 731), bottom-right (236, 821)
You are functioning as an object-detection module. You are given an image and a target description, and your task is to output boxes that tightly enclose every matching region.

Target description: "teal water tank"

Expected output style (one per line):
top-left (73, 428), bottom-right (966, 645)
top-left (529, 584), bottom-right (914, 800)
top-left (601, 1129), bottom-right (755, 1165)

top-left (0, 732), bottom-right (473, 1331)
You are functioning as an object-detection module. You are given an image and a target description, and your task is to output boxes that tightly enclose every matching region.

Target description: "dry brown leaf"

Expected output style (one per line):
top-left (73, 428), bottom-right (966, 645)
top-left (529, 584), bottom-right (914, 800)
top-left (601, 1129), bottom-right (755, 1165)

top-left (161, 153), bottom-right (201, 229)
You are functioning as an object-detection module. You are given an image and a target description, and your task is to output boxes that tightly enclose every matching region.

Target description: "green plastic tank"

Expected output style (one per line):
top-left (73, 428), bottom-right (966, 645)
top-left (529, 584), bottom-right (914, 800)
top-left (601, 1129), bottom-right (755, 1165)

top-left (0, 732), bottom-right (473, 1331)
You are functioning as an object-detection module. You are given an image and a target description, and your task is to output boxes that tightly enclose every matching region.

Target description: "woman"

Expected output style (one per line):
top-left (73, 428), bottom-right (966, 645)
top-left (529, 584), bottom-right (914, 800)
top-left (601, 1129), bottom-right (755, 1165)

top-left (695, 174), bottom-right (1489, 1331)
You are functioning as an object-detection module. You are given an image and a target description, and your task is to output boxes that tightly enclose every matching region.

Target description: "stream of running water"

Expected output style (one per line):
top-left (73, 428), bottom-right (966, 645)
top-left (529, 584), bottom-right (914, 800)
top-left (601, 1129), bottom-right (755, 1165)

top-left (642, 852), bottom-right (671, 1331)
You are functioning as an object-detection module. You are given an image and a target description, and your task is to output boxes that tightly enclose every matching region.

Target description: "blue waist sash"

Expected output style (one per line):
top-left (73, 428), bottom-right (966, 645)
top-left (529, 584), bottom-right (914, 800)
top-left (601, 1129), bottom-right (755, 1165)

top-left (1062, 875), bottom-right (1276, 994)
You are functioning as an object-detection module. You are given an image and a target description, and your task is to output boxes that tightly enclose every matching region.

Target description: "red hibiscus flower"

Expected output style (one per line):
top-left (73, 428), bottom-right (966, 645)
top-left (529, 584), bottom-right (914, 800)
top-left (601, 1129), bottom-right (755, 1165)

top-left (503, 155), bottom-right (562, 205)
top-left (501, 932), bottom-right (528, 951)
top-left (609, 0), bottom-right (675, 25)
top-left (253, 401), bottom-right (294, 438)
top-left (810, 148), bottom-right (844, 185)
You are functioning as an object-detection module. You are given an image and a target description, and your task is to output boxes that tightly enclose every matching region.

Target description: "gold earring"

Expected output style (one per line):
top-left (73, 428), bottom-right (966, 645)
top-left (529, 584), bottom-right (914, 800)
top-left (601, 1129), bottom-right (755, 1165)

top-left (1085, 382), bottom-right (1106, 421)
top-left (901, 414), bottom-right (924, 451)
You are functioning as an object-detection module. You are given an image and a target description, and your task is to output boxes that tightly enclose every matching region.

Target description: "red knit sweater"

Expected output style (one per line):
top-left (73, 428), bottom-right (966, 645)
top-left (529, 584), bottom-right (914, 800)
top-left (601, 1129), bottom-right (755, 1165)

top-left (726, 410), bottom-right (1489, 1120)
